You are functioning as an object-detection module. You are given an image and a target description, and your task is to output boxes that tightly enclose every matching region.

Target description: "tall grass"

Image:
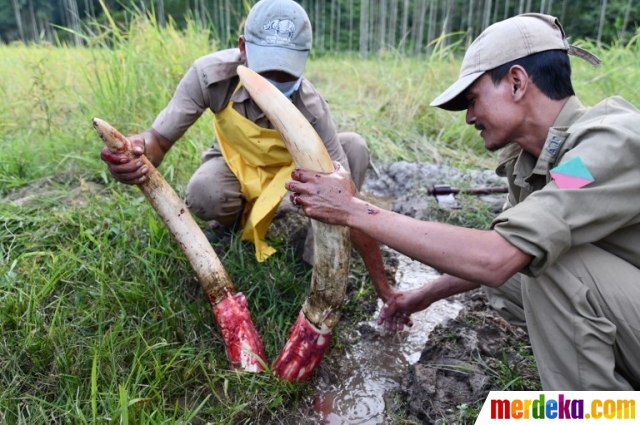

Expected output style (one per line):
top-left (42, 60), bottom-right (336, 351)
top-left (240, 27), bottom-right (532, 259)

top-left (1, 10), bottom-right (639, 423)
top-left (0, 13), bottom-right (316, 424)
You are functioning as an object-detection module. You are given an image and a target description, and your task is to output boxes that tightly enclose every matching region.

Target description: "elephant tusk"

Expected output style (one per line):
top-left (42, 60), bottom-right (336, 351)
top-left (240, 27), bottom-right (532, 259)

top-left (92, 117), bottom-right (267, 373)
top-left (236, 65), bottom-right (351, 381)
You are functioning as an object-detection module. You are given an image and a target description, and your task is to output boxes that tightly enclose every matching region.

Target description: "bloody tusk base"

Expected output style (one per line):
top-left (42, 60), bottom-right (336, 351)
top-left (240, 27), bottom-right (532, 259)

top-left (272, 310), bottom-right (333, 382)
top-left (212, 292), bottom-right (268, 373)
top-left (93, 117), bottom-right (269, 374)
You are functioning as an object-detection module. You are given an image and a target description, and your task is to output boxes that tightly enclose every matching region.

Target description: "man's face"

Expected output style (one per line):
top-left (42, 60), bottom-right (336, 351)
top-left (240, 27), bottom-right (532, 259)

top-left (464, 73), bottom-right (523, 152)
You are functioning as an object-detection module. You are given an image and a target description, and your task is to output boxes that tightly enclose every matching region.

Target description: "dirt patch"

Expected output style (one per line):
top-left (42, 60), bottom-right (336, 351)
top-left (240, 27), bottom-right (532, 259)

top-left (397, 290), bottom-right (540, 424)
top-left (2, 173), bottom-right (108, 208)
top-left (362, 162), bottom-right (540, 423)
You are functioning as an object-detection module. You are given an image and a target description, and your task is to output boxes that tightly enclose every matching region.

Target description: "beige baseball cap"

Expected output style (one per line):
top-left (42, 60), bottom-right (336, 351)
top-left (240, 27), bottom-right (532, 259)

top-left (431, 13), bottom-right (601, 111)
top-left (244, 0), bottom-right (312, 78)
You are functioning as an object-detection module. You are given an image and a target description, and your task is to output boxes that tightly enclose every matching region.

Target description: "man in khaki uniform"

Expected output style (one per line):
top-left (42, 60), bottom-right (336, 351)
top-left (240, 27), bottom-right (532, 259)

top-left (100, 0), bottom-right (396, 305)
top-left (285, 13), bottom-right (640, 390)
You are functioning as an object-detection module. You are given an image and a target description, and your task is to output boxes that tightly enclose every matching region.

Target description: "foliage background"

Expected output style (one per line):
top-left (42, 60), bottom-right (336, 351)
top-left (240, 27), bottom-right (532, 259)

top-left (1, 0), bottom-right (639, 53)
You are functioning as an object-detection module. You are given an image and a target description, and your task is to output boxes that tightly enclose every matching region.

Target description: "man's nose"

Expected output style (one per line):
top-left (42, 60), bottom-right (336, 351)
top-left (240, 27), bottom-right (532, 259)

top-left (465, 107), bottom-right (476, 125)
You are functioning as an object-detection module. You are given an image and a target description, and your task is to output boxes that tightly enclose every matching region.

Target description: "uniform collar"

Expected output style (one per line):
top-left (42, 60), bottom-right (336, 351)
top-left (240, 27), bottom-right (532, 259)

top-left (551, 96), bottom-right (587, 129)
top-left (510, 96), bottom-right (588, 188)
top-left (230, 84), bottom-right (252, 103)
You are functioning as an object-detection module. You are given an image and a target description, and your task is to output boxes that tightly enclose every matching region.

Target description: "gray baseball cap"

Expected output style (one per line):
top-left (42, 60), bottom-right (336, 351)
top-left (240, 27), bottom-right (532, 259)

top-left (244, 0), bottom-right (312, 78)
top-left (431, 13), bottom-right (601, 111)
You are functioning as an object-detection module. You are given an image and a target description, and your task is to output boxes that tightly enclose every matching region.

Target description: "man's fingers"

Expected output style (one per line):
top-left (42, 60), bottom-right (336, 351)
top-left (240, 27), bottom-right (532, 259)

top-left (378, 302), bottom-right (414, 332)
top-left (130, 138), bottom-right (145, 155)
top-left (109, 159), bottom-right (146, 173)
top-left (110, 167), bottom-right (148, 185)
top-left (100, 148), bottom-right (129, 165)
top-left (290, 167), bottom-right (317, 184)
top-left (284, 178), bottom-right (309, 195)
top-left (382, 302), bottom-right (397, 317)
top-left (289, 192), bottom-right (303, 206)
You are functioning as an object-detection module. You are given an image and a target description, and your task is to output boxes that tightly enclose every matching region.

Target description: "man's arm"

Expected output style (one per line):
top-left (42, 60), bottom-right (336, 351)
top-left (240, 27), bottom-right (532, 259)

top-left (285, 163), bottom-right (531, 287)
top-left (349, 227), bottom-right (395, 300)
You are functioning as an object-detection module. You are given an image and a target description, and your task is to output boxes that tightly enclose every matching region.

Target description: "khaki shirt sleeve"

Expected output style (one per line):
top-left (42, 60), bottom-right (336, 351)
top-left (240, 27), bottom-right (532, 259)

top-left (151, 65), bottom-right (207, 143)
top-left (295, 80), bottom-right (351, 174)
top-left (492, 118), bottom-right (640, 277)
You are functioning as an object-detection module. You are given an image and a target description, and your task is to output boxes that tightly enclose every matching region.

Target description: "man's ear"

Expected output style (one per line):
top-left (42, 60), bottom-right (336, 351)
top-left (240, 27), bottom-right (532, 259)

top-left (238, 36), bottom-right (247, 61)
top-left (508, 65), bottom-right (529, 102)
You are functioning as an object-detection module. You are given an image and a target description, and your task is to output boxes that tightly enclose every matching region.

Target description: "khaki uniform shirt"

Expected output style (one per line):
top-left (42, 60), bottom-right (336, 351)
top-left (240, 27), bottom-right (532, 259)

top-left (151, 48), bottom-right (350, 172)
top-left (492, 96), bottom-right (640, 277)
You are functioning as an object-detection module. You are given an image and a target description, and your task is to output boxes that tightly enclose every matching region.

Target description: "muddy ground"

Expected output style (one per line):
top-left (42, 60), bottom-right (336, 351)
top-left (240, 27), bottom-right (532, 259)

top-left (358, 161), bottom-right (542, 423)
top-left (270, 160), bottom-right (542, 424)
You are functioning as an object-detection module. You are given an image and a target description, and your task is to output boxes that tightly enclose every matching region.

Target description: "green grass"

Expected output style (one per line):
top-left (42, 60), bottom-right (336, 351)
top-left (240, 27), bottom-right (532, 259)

top-left (1, 11), bottom-right (639, 423)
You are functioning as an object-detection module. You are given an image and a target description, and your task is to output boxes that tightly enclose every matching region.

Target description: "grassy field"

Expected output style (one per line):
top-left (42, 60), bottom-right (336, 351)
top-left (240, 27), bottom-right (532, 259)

top-left (1, 13), bottom-right (639, 423)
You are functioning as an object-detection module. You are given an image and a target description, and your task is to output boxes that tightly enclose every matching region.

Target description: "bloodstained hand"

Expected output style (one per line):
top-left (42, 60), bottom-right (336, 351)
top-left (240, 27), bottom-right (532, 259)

top-left (285, 161), bottom-right (357, 226)
top-left (100, 135), bottom-right (147, 185)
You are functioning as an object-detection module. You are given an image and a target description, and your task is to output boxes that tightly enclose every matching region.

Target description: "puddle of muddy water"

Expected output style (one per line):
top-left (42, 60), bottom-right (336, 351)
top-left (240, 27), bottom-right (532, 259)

top-left (312, 253), bottom-right (464, 424)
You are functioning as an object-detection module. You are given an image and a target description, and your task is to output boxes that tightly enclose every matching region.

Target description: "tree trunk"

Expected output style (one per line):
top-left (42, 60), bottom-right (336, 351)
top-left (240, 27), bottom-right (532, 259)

top-left (414, 0), bottom-right (430, 56)
top-left (492, 0), bottom-right (500, 22)
top-left (64, 0), bottom-right (82, 46)
top-left (11, 0), bottom-right (26, 42)
top-left (426, 0), bottom-right (435, 55)
top-left (388, 0), bottom-right (398, 49)
top-left (349, 0), bottom-right (354, 51)
top-left (39, 15), bottom-right (54, 43)
top-left (28, 0), bottom-right (38, 42)
top-left (483, 0), bottom-right (493, 29)
top-left (468, 0), bottom-right (475, 46)
top-left (597, 0), bottom-right (608, 46)
top-left (401, 0), bottom-right (410, 51)
top-left (157, 0), bottom-right (165, 27)
top-left (379, 0), bottom-right (387, 50)
top-left (369, 0), bottom-right (377, 52)
top-left (201, 0), bottom-right (207, 29)
top-left (335, 0), bottom-right (341, 51)
top-left (560, 0), bottom-right (568, 23)
top-left (441, 0), bottom-right (454, 49)
top-left (316, 0), bottom-right (324, 52)
top-left (412, 0), bottom-right (427, 56)
top-left (619, 0), bottom-right (633, 42)
top-left (359, 0), bottom-right (369, 57)
top-left (329, 0), bottom-right (336, 51)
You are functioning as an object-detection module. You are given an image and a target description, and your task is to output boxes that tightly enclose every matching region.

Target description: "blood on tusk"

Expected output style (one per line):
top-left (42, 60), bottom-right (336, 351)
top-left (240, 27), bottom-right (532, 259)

top-left (236, 65), bottom-right (351, 382)
top-left (92, 117), bottom-right (267, 373)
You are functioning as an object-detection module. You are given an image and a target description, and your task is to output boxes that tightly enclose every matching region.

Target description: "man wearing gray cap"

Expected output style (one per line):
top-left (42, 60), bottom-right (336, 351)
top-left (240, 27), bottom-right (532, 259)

top-left (285, 13), bottom-right (640, 390)
top-left (100, 0), bottom-right (396, 303)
